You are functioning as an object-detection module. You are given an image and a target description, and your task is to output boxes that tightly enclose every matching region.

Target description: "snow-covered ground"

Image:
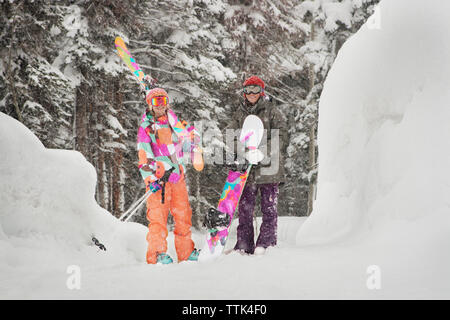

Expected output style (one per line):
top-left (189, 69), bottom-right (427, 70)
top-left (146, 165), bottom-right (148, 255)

top-left (1, 0), bottom-right (450, 299)
top-left (297, 0), bottom-right (450, 298)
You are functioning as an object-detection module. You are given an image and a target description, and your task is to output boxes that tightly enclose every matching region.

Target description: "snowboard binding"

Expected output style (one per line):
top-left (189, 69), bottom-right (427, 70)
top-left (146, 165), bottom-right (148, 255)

top-left (203, 208), bottom-right (231, 230)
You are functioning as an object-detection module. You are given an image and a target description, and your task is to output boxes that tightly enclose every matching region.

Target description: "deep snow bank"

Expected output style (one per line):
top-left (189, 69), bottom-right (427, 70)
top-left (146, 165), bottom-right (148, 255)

top-left (297, 0), bottom-right (450, 245)
top-left (0, 112), bottom-right (147, 267)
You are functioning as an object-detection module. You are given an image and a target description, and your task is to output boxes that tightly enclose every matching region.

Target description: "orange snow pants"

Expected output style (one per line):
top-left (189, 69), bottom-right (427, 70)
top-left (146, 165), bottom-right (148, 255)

top-left (146, 174), bottom-right (194, 264)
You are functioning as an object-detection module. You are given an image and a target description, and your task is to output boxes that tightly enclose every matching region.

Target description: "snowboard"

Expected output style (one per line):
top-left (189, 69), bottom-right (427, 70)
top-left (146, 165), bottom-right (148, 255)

top-left (114, 36), bottom-right (204, 171)
top-left (198, 115), bottom-right (264, 262)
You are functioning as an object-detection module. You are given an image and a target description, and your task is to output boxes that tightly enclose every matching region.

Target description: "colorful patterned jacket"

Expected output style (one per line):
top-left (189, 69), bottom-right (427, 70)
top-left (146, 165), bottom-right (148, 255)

top-left (137, 109), bottom-right (198, 187)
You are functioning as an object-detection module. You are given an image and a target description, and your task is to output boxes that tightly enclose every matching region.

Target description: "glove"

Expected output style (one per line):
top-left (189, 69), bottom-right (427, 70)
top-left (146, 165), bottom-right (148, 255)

top-left (147, 181), bottom-right (162, 193)
top-left (244, 149), bottom-right (264, 165)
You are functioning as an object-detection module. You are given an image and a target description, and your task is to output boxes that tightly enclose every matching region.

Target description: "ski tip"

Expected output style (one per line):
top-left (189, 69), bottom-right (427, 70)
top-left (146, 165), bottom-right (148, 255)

top-left (193, 161), bottom-right (204, 172)
top-left (192, 147), bottom-right (204, 171)
top-left (114, 36), bottom-right (126, 50)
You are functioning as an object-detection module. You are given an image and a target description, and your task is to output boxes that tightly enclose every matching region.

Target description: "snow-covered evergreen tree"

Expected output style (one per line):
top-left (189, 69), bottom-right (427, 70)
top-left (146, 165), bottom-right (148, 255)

top-left (0, 0), bottom-right (379, 225)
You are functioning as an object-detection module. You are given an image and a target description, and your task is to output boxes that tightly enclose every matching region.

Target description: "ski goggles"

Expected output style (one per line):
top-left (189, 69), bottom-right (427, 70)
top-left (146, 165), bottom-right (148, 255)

top-left (243, 85), bottom-right (262, 94)
top-left (150, 96), bottom-right (169, 107)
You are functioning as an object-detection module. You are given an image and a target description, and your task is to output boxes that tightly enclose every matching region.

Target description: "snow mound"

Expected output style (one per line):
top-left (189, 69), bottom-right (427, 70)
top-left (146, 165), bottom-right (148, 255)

top-left (297, 0), bottom-right (450, 246)
top-left (0, 112), bottom-right (147, 268)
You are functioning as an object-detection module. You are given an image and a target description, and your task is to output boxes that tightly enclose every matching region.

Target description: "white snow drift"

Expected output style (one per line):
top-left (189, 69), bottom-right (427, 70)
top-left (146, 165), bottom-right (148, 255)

top-left (0, 112), bottom-right (148, 270)
top-left (297, 0), bottom-right (450, 293)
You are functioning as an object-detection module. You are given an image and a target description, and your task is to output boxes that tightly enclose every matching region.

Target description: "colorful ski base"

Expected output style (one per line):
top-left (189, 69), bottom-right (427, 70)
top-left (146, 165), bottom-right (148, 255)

top-left (199, 165), bottom-right (252, 261)
top-left (115, 36), bottom-right (156, 92)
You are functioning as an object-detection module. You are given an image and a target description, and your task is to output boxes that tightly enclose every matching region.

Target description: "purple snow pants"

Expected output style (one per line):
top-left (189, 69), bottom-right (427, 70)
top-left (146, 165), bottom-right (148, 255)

top-left (233, 182), bottom-right (279, 254)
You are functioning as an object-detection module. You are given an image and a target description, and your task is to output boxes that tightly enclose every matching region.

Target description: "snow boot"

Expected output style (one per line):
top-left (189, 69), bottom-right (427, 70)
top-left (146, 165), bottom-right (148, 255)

top-left (187, 248), bottom-right (200, 261)
top-left (232, 249), bottom-right (251, 256)
top-left (254, 247), bottom-right (267, 255)
top-left (156, 252), bottom-right (173, 264)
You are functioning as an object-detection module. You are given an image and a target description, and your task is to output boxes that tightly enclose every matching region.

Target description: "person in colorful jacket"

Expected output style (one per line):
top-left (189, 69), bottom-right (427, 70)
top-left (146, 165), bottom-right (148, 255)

top-left (137, 87), bottom-right (200, 264)
top-left (227, 76), bottom-right (288, 255)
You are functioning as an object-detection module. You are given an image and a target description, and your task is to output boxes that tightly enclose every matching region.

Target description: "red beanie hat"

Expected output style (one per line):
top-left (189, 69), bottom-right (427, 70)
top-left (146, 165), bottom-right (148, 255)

top-left (243, 76), bottom-right (265, 96)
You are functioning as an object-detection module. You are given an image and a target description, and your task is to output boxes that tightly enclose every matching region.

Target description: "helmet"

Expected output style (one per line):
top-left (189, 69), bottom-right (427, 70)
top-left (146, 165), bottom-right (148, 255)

top-left (146, 88), bottom-right (169, 106)
top-left (243, 75), bottom-right (265, 96)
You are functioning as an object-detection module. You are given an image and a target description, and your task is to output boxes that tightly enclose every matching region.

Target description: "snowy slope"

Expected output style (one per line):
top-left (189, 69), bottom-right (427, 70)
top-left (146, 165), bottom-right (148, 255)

top-left (297, 0), bottom-right (450, 295)
top-left (0, 112), bottom-right (389, 300)
top-left (0, 111), bottom-right (308, 299)
top-left (298, 0), bottom-right (450, 244)
top-left (0, 112), bottom-right (148, 274)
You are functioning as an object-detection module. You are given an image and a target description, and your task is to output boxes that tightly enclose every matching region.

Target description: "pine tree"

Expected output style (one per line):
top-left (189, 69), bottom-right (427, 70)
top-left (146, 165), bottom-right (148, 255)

top-left (0, 0), bottom-right (380, 226)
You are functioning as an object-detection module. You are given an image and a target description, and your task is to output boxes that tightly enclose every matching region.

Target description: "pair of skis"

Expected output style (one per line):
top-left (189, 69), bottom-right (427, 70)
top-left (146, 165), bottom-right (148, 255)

top-left (115, 36), bottom-right (264, 262)
top-left (115, 36), bottom-right (156, 92)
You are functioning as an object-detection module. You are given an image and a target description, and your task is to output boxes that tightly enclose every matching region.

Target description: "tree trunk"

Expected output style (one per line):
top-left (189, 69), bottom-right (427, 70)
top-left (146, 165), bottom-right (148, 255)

top-left (96, 101), bottom-right (106, 208)
top-left (75, 83), bottom-right (88, 156)
top-left (111, 78), bottom-right (124, 218)
top-left (307, 123), bottom-right (316, 216)
top-left (307, 21), bottom-right (317, 216)
top-left (7, 44), bottom-right (23, 123)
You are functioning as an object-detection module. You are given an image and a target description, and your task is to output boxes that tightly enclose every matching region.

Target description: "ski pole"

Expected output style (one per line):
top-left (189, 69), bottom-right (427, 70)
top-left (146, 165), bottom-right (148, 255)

top-left (118, 189), bottom-right (152, 221)
top-left (118, 191), bottom-right (149, 220)
top-left (119, 168), bottom-right (174, 222)
top-left (123, 191), bottom-right (152, 222)
top-left (121, 178), bottom-right (168, 222)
